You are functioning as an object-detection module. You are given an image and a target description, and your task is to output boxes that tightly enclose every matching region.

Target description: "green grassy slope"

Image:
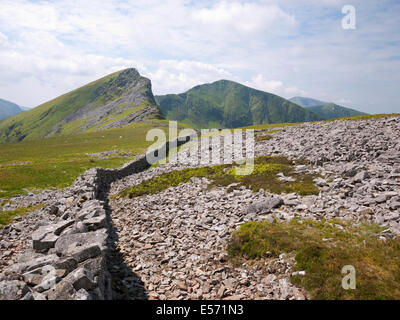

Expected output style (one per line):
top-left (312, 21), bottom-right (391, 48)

top-left (289, 96), bottom-right (367, 119)
top-left (289, 96), bottom-right (327, 108)
top-left (0, 121), bottom-right (177, 198)
top-left (155, 80), bottom-right (324, 129)
top-left (0, 68), bottom-right (162, 143)
top-left (306, 103), bottom-right (368, 119)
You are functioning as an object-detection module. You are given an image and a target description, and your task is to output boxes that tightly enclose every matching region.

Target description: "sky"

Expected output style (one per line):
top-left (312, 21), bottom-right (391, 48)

top-left (0, 0), bottom-right (399, 114)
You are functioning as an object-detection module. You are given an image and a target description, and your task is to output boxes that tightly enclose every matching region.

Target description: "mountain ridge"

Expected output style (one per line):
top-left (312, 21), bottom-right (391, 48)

top-left (0, 68), bottom-right (162, 143)
top-left (290, 96), bottom-right (328, 108)
top-left (290, 96), bottom-right (367, 119)
top-left (155, 80), bottom-right (323, 129)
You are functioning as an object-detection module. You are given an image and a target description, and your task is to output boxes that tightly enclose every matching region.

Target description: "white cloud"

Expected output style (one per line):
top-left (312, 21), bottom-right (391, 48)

top-left (192, 1), bottom-right (296, 34)
top-left (0, 31), bottom-right (8, 48)
top-left (245, 74), bottom-right (283, 93)
top-left (147, 60), bottom-right (232, 95)
top-left (0, 0), bottom-right (398, 113)
top-left (244, 74), bottom-right (307, 98)
top-left (0, 29), bottom-right (137, 106)
top-left (284, 86), bottom-right (308, 98)
top-left (0, 0), bottom-right (59, 31)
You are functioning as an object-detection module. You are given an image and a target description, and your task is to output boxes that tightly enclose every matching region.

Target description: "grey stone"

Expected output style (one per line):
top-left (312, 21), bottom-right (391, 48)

top-left (80, 256), bottom-right (106, 276)
top-left (390, 202), bottom-right (400, 210)
top-left (53, 257), bottom-right (78, 273)
top-left (48, 205), bottom-right (59, 216)
top-left (65, 244), bottom-right (102, 263)
top-left (33, 233), bottom-right (59, 252)
top-left (0, 240), bottom-right (12, 249)
top-left (375, 195), bottom-right (387, 204)
top-left (23, 270), bottom-right (44, 286)
top-left (64, 268), bottom-right (95, 291)
top-left (46, 280), bottom-right (76, 300)
top-left (75, 288), bottom-right (93, 300)
top-left (55, 230), bottom-right (107, 256)
top-left (246, 197), bottom-right (283, 215)
top-left (82, 215), bottom-right (107, 231)
top-left (21, 292), bottom-right (34, 300)
top-left (341, 163), bottom-right (359, 177)
top-left (32, 292), bottom-right (47, 300)
top-left (3, 254), bottom-right (59, 276)
top-left (34, 276), bottom-right (58, 293)
top-left (32, 220), bottom-right (74, 252)
top-left (0, 280), bottom-right (29, 300)
top-left (353, 171), bottom-right (370, 183)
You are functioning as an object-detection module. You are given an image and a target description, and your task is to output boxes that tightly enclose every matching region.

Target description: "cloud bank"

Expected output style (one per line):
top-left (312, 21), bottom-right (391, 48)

top-left (0, 0), bottom-right (399, 113)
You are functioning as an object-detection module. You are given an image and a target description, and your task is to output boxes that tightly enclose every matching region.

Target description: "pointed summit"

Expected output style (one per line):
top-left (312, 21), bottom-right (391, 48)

top-left (0, 68), bottom-right (163, 143)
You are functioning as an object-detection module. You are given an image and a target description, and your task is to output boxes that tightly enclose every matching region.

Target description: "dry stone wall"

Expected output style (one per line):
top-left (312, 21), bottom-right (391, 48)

top-left (0, 136), bottom-right (191, 300)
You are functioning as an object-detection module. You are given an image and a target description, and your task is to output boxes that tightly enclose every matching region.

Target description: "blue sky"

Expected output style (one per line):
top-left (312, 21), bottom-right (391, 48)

top-left (0, 0), bottom-right (399, 113)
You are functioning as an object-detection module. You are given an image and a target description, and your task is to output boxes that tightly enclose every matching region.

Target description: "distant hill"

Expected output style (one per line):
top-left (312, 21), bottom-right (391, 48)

top-left (0, 68), bottom-right (163, 143)
top-left (306, 103), bottom-right (368, 119)
top-left (289, 96), bottom-right (328, 108)
top-left (155, 80), bottom-right (323, 129)
top-left (0, 98), bottom-right (25, 120)
top-left (290, 96), bottom-right (367, 119)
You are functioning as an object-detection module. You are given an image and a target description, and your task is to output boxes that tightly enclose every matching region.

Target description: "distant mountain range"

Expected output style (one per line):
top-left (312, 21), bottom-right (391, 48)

top-left (0, 69), bottom-right (371, 144)
top-left (289, 96), bottom-right (367, 119)
top-left (0, 68), bottom-right (162, 143)
top-left (0, 98), bottom-right (28, 120)
top-left (155, 80), bottom-right (323, 129)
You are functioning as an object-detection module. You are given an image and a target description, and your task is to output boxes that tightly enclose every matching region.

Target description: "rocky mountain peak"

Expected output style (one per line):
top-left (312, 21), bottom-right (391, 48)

top-left (0, 68), bottom-right (163, 143)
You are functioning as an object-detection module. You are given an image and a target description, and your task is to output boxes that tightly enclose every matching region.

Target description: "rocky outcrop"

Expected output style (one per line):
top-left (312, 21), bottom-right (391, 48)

top-left (0, 136), bottom-right (190, 300)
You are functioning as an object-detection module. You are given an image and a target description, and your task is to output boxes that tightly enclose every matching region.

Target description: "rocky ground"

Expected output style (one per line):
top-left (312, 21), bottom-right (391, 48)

top-left (107, 116), bottom-right (400, 300)
top-left (255, 117), bottom-right (400, 232)
top-left (1, 116), bottom-right (399, 300)
top-left (0, 189), bottom-right (64, 273)
top-left (108, 180), bottom-right (306, 300)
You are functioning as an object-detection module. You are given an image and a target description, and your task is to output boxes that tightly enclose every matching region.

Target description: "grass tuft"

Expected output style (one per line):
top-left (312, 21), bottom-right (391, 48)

top-left (255, 135), bottom-right (273, 142)
top-left (0, 203), bottom-right (45, 227)
top-left (228, 219), bottom-right (400, 300)
top-left (117, 155), bottom-right (319, 198)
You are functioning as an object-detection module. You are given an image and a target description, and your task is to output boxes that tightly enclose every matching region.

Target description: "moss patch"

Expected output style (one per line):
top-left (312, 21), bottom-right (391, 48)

top-left (255, 135), bottom-right (273, 142)
top-left (0, 203), bottom-right (45, 227)
top-left (228, 219), bottom-right (400, 300)
top-left (117, 156), bottom-right (319, 198)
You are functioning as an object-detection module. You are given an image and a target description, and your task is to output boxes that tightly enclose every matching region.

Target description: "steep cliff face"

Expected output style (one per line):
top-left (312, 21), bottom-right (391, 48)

top-left (0, 68), bottom-right (163, 143)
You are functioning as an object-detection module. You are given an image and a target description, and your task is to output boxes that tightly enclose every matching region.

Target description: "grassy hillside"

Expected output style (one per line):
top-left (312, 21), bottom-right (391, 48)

top-left (290, 96), bottom-right (367, 119)
top-left (155, 80), bottom-right (323, 129)
top-left (0, 121), bottom-right (180, 198)
top-left (0, 98), bottom-right (24, 120)
top-left (0, 68), bottom-right (162, 143)
top-left (290, 96), bottom-right (327, 108)
top-left (306, 103), bottom-right (367, 119)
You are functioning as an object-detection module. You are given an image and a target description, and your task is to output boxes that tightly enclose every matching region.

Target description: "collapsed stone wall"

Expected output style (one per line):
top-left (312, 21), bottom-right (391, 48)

top-left (0, 137), bottom-right (190, 300)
